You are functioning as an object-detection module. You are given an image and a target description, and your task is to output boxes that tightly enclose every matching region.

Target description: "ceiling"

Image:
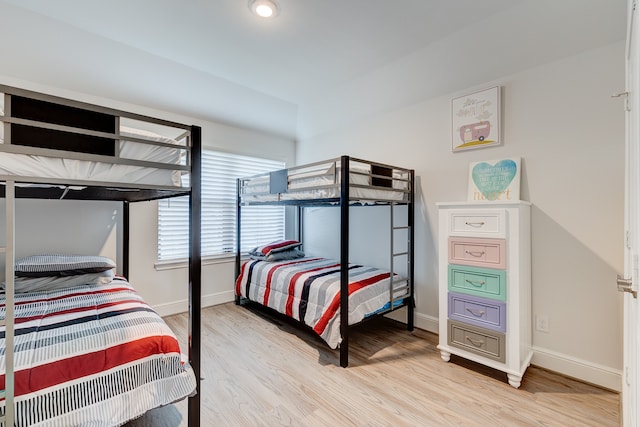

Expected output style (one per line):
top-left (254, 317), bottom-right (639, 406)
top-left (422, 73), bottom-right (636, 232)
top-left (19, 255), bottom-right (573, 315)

top-left (0, 0), bottom-right (627, 139)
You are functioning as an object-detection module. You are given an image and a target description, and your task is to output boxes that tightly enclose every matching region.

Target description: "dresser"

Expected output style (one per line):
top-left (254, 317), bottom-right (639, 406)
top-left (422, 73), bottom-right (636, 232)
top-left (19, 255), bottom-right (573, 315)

top-left (437, 201), bottom-right (532, 388)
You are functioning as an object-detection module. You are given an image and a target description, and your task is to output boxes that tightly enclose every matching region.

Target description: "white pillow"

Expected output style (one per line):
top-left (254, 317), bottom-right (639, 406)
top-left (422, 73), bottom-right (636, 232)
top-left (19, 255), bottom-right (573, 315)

top-left (15, 254), bottom-right (116, 277)
top-left (5, 269), bottom-right (114, 293)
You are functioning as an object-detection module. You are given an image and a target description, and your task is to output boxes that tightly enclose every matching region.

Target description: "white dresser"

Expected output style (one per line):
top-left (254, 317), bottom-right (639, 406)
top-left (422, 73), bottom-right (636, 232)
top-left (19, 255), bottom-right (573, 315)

top-left (437, 201), bottom-right (532, 388)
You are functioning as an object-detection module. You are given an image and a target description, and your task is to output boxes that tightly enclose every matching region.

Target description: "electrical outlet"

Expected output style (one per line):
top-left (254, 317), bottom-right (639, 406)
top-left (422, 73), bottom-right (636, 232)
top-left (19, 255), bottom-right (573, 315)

top-left (535, 314), bottom-right (549, 333)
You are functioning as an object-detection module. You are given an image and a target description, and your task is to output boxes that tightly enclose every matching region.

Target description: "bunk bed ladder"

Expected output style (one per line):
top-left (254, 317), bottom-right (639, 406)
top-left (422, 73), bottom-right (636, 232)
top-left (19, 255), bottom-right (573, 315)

top-left (1, 180), bottom-right (15, 427)
top-left (389, 202), bottom-right (412, 311)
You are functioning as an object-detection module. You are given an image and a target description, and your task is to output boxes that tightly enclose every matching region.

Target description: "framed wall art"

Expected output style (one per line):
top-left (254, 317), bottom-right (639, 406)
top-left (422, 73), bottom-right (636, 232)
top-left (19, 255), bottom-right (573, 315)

top-left (467, 157), bottom-right (520, 202)
top-left (452, 86), bottom-right (501, 152)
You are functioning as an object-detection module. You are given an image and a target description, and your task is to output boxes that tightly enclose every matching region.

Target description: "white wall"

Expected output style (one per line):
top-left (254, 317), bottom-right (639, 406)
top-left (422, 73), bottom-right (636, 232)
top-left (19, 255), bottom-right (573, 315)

top-left (296, 43), bottom-right (625, 390)
top-left (0, 199), bottom-right (121, 280)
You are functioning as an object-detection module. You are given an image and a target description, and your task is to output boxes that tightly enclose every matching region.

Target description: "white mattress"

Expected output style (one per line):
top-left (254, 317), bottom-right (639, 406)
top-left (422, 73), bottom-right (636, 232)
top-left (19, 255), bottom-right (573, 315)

top-left (0, 121), bottom-right (185, 187)
top-left (0, 152), bottom-right (183, 187)
top-left (241, 162), bottom-right (409, 203)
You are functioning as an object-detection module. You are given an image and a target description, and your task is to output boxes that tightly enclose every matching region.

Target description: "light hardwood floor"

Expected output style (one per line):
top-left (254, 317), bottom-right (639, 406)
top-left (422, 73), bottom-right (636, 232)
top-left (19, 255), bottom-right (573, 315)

top-left (126, 302), bottom-right (620, 427)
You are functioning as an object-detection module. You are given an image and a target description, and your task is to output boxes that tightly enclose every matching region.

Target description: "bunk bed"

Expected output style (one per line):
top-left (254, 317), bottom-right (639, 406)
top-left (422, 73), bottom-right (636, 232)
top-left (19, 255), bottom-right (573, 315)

top-left (0, 85), bottom-right (202, 426)
top-left (234, 156), bottom-right (415, 367)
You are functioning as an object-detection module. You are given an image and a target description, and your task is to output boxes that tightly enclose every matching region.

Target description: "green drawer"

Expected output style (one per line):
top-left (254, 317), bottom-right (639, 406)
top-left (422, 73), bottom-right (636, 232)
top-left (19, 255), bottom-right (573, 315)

top-left (448, 264), bottom-right (506, 301)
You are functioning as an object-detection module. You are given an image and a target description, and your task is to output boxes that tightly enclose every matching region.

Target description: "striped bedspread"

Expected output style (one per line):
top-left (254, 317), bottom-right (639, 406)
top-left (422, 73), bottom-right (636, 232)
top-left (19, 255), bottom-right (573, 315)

top-left (0, 277), bottom-right (196, 427)
top-left (235, 257), bottom-right (401, 349)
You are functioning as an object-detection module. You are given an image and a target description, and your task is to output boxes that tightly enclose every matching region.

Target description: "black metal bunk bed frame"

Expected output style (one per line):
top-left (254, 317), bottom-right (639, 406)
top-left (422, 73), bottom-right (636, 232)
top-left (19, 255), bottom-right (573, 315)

top-left (234, 155), bottom-right (415, 368)
top-left (0, 85), bottom-right (202, 426)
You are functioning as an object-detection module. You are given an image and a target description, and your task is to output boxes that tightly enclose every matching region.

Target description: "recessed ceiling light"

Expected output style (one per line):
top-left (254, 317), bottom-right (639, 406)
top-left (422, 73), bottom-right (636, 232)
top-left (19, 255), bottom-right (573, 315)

top-left (249, 0), bottom-right (280, 18)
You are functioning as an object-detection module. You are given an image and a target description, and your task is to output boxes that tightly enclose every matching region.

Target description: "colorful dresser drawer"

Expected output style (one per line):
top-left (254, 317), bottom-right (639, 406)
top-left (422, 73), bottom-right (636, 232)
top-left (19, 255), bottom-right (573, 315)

top-left (448, 265), bottom-right (506, 301)
top-left (447, 209), bottom-right (505, 238)
top-left (448, 320), bottom-right (506, 363)
top-left (448, 237), bottom-right (506, 269)
top-left (448, 291), bottom-right (506, 332)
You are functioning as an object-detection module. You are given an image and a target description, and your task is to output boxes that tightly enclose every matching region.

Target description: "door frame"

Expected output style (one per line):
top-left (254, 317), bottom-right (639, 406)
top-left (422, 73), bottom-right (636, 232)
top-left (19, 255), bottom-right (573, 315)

top-left (623, 0), bottom-right (639, 425)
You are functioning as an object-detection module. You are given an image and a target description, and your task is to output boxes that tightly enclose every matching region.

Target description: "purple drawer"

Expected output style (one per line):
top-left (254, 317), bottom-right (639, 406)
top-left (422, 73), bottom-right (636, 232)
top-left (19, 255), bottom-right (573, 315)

top-left (448, 292), bottom-right (506, 333)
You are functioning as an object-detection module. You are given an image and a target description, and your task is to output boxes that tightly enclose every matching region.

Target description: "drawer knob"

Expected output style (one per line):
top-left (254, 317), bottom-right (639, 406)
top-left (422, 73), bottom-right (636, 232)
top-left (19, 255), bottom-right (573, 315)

top-left (465, 250), bottom-right (485, 257)
top-left (465, 308), bottom-right (486, 317)
top-left (465, 221), bottom-right (485, 227)
top-left (466, 336), bottom-right (485, 347)
top-left (465, 279), bottom-right (486, 287)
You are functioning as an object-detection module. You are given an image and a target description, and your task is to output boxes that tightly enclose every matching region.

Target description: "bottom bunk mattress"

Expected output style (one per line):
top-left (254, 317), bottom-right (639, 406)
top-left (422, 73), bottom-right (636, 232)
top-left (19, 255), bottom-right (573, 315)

top-left (235, 257), bottom-right (407, 349)
top-left (0, 277), bottom-right (196, 427)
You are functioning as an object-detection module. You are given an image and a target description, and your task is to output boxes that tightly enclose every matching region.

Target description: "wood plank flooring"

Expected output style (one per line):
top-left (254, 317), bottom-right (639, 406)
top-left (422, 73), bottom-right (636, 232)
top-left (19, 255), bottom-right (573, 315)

top-left (125, 302), bottom-right (620, 427)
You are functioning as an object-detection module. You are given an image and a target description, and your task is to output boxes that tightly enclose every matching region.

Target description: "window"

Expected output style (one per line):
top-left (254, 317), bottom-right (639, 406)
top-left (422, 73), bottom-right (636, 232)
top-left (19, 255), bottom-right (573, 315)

top-left (157, 150), bottom-right (285, 262)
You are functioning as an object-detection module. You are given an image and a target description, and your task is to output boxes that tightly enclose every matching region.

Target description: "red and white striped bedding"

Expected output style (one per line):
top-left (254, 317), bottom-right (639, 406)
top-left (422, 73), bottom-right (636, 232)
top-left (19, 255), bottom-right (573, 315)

top-left (235, 257), bottom-right (401, 349)
top-left (0, 277), bottom-right (196, 427)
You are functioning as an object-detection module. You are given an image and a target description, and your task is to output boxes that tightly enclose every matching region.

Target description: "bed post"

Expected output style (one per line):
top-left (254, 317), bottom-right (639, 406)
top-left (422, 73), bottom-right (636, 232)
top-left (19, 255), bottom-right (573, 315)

top-left (235, 178), bottom-right (242, 304)
top-left (297, 205), bottom-right (303, 245)
top-left (407, 169), bottom-right (415, 331)
top-left (4, 180), bottom-right (15, 427)
top-left (188, 125), bottom-right (202, 427)
top-left (339, 155), bottom-right (350, 368)
top-left (122, 201), bottom-right (130, 280)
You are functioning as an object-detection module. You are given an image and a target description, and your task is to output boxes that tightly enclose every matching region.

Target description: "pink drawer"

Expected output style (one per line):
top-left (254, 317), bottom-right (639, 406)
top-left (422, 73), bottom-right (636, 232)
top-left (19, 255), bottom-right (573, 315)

top-left (448, 237), bottom-right (506, 269)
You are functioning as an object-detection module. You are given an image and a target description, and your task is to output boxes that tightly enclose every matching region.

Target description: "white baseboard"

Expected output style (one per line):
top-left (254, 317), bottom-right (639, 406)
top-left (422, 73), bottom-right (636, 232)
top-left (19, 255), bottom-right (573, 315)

top-left (414, 312), bottom-right (439, 334)
top-left (531, 345), bottom-right (622, 392)
top-left (153, 290), bottom-right (235, 318)
top-left (384, 308), bottom-right (438, 334)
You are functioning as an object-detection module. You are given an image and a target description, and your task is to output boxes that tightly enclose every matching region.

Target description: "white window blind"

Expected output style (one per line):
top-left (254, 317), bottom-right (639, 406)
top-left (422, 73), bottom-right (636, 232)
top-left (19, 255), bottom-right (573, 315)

top-left (158, 151), bottom-right (285, 261)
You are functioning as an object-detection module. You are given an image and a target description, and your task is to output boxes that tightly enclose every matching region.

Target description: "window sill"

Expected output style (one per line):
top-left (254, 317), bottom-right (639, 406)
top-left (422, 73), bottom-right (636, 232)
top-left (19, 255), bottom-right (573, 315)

top-left (154, 254), bottom-right (243, 271)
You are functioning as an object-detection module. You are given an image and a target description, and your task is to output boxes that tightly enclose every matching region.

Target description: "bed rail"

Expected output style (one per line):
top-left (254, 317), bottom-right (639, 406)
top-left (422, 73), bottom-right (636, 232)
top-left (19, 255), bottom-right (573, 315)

top-left (238, 156), bottom-right (412, 206)
top-left (0, 85), bottom-right (191, 193)
top-left (1, 180), bottom-right (15, 427)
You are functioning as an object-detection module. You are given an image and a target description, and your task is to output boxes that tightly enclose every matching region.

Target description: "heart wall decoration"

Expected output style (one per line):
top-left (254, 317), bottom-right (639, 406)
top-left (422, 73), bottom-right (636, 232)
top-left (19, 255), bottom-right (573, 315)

top-left (467, 158), bottom-right (521, 202)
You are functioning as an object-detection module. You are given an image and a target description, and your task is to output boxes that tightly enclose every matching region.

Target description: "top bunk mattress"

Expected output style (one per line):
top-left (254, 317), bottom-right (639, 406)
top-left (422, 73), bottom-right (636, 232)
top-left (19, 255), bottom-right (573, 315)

top-left (0, 87), bottom-right (190, 189)
top-left (240, 157), bottom-right (412, 204)
top-left (0, 126), bottom-right (185, 187)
